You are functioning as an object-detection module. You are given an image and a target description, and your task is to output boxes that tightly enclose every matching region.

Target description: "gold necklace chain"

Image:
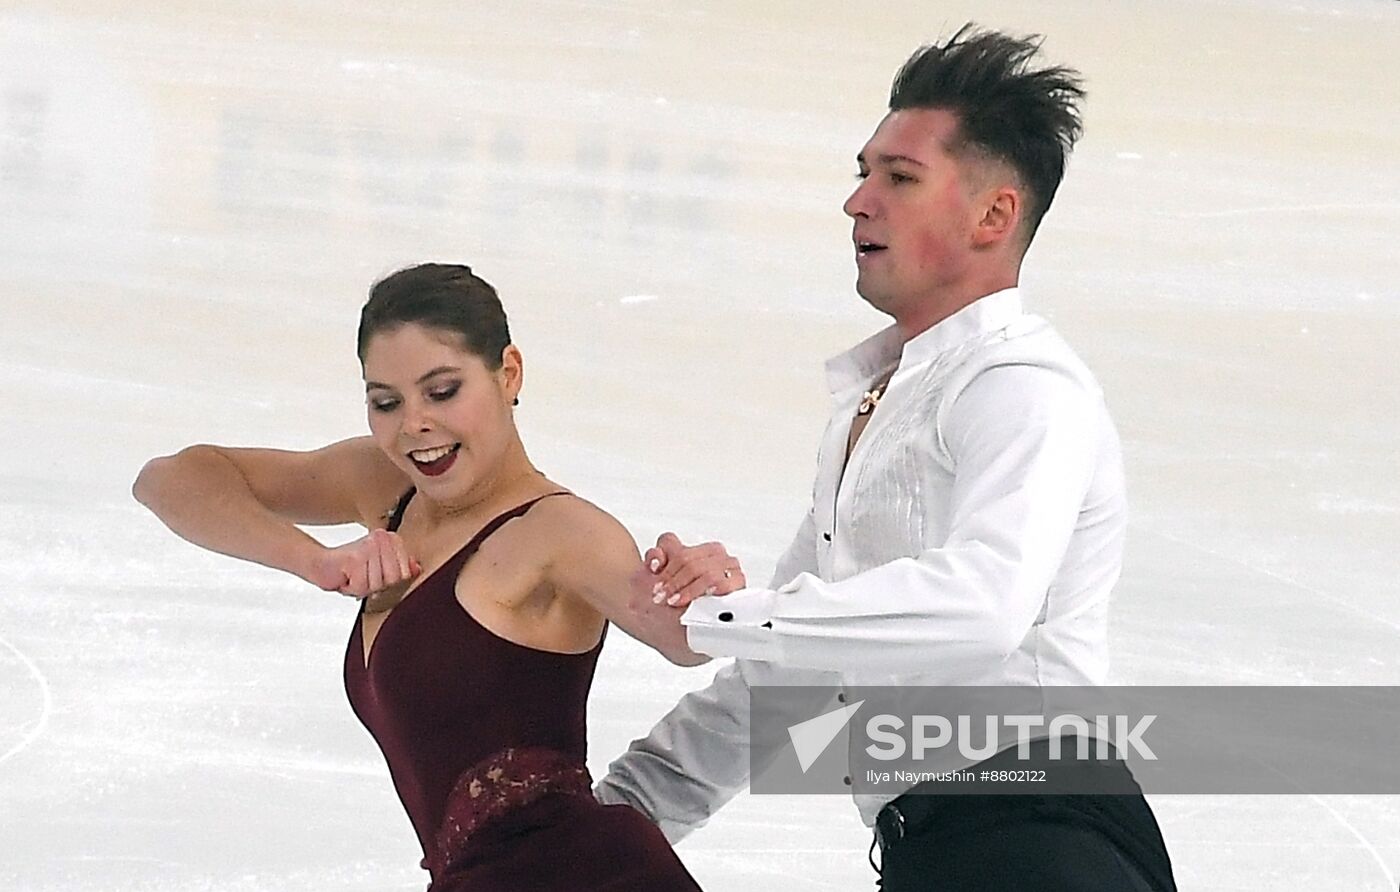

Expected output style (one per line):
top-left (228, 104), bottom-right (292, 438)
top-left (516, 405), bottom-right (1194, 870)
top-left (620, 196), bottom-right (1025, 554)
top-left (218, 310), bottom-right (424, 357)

top-left (857, 368), bottom-right (897, 416)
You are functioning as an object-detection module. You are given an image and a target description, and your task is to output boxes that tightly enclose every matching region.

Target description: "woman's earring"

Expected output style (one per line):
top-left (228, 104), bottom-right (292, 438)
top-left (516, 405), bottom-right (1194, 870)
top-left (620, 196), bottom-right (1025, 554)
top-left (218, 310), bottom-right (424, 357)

top-left (512, 397), bottom-right (519, 407)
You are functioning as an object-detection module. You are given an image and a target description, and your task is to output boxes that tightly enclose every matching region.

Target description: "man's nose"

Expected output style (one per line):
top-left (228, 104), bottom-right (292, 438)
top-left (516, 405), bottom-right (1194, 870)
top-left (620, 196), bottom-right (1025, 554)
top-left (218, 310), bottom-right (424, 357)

top-left (843, 180), bottom-right (872, 219)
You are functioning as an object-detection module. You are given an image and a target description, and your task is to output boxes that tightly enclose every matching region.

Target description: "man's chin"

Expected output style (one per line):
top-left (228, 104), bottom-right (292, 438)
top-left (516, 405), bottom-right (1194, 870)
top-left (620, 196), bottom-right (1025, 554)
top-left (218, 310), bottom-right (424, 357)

top-left (854, 281), bottom-right (898, 317)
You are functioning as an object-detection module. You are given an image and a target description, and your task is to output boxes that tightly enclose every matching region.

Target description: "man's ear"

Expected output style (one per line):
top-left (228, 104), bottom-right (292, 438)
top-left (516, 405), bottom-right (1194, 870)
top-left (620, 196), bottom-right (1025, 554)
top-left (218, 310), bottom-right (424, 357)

top-left (973, 186), bottom-right (1021, 249)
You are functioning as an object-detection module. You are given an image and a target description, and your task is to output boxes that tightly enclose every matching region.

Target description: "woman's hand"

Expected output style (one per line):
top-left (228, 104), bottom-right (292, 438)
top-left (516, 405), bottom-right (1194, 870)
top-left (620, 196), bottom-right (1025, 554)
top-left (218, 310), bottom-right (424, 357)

top-left (306, 529), bottom-right (421, 606)
top-left (643, 532), bottom-right (747, 608)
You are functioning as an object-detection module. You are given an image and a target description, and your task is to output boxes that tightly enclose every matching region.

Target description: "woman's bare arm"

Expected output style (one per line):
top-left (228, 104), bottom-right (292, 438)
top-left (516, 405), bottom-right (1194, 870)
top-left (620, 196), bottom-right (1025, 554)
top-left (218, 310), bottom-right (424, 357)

top-left (538, 499), bottom-right (743, 667)
top-left (132, 437), bottom-right (411, 590)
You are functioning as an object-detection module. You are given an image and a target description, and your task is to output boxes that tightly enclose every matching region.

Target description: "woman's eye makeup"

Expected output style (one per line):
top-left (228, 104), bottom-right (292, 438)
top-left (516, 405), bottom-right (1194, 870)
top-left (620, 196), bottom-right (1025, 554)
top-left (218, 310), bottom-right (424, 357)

top-left (427, 382), bottom-right (461, 402)
top-left (365, 379), bottom-right (460, 412)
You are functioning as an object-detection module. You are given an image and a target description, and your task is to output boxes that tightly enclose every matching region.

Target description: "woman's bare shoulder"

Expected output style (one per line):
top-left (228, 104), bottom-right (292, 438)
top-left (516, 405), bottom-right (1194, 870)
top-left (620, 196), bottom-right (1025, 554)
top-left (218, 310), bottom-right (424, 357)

top-left (527, 491), bottom-right (630, 542)
top-left (518, 492), bottom-right (643, 591)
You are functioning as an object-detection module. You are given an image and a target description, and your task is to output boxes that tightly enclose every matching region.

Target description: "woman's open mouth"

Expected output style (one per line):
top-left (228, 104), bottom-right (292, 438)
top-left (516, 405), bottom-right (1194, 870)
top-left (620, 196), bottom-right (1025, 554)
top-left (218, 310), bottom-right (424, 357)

top-left (408, 444), bottom-right (460, 477)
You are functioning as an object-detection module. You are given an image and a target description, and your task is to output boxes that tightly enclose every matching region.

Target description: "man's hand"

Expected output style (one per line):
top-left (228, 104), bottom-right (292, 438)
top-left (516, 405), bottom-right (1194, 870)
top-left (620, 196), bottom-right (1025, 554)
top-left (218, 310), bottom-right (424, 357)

top-left (305, 528), bottom-right (421, 607)
top-left (643, 532), bottom-right (747, 608)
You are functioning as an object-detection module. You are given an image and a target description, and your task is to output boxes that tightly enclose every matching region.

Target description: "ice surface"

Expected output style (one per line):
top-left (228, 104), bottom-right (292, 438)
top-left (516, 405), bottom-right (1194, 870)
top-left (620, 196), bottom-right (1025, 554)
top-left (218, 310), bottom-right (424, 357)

top-left (3, 1), bottom-right (1399, 889)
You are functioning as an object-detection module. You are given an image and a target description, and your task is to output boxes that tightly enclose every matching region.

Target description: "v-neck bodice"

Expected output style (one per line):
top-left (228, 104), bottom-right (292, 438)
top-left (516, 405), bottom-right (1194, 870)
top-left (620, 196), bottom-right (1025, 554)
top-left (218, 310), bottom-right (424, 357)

top-left (342, 491), bottom-right (604, 874)
top-left (354, 490), bottom-right (566, 670)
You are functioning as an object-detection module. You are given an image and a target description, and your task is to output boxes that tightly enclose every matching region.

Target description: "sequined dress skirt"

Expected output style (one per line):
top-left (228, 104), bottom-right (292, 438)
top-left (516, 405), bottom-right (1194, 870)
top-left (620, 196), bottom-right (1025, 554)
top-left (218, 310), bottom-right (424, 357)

top-left (423, 747), bottom-right (701, 892)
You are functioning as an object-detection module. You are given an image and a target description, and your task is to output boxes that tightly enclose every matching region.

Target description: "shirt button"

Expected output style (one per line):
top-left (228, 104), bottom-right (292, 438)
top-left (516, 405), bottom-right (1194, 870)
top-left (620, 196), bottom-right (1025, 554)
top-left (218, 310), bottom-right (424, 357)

top-left (718, 611), bottom-right (734, 622)
top-left (823, 531), bottom-right (832, 542)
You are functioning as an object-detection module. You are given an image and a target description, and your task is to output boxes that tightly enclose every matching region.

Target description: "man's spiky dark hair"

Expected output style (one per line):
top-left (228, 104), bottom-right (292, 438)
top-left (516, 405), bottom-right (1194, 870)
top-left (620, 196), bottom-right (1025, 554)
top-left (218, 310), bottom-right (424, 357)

top-left (890, 24), bottom-right (1085, 242)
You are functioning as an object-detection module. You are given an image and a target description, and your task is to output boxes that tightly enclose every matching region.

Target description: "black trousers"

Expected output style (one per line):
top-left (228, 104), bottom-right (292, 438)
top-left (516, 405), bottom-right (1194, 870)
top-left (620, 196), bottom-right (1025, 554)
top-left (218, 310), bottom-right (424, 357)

top-left (874, 793), bottom-right (1175, 891)
top-left (872, 743), bottom-right (1176, 891)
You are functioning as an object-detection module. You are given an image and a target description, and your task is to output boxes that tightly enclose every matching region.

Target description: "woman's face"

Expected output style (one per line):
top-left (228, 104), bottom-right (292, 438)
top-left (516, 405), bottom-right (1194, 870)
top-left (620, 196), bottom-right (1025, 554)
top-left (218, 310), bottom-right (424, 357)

top-left (361, 323), bottom-right (520, 502)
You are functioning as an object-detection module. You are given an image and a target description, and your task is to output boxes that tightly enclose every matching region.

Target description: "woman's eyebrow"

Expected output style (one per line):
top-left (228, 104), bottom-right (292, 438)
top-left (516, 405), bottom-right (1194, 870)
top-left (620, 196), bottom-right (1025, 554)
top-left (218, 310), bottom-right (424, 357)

top-left (364, 366), bottom-right (461, 391)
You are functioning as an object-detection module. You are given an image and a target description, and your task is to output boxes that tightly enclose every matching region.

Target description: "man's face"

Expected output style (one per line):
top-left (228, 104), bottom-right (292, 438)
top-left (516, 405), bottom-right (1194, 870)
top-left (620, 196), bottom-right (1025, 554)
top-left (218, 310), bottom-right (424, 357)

top-left (843, 108), bottom-right (984, 319)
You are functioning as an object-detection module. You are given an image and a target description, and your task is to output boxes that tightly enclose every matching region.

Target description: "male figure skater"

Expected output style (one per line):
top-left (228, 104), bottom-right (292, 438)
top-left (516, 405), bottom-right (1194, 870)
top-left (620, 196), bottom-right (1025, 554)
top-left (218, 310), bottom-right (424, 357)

top-left (598, 25), bottom-right (1177, 891)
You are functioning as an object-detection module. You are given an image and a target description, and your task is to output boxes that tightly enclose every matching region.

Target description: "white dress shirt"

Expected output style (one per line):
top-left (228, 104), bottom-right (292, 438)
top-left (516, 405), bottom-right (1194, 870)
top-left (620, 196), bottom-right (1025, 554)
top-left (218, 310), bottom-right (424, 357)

top-left (596, 288), bottom-right (1126, 833)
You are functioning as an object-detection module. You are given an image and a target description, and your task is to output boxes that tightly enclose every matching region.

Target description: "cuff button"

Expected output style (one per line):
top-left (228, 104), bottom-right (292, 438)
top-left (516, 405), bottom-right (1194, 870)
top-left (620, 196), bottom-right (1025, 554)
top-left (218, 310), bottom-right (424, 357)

top-left (718, 611), bottom-right (734, 622)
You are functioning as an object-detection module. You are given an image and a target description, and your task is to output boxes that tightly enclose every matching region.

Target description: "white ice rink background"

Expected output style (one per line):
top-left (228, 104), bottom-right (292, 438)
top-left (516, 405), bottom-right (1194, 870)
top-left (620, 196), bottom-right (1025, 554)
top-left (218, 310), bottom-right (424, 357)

top-left (2, 1), bottom-right (1399, 889)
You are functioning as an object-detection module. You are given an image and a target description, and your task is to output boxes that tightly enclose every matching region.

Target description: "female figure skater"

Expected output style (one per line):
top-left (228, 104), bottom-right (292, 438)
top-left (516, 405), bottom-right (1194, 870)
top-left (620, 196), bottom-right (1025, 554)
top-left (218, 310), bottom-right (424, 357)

top-left (133, 263), bottom-right (740, 890)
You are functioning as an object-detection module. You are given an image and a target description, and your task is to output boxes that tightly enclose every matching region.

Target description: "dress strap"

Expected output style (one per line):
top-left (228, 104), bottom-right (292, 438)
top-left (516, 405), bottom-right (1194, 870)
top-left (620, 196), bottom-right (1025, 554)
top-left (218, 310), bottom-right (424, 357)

top-left (385, 488), bottom-right (417, 532)
top-left (386, 489), bottom-right (568, 538)
top-left (457, 491), bottom-right (573, 558)
top-left (383, 489), bottom-right (572, 573)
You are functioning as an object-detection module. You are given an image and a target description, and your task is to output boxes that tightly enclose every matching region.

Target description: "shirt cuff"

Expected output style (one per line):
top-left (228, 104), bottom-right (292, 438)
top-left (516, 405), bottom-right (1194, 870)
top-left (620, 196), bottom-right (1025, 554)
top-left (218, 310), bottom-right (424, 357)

top-left (681, 587), bottom-right (780, 661)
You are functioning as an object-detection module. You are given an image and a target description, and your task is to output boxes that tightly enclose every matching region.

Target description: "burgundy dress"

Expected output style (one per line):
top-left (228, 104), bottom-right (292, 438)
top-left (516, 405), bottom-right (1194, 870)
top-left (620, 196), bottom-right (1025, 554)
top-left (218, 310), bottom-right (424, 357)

top-left (344, 492), bottom-right (701, 891)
